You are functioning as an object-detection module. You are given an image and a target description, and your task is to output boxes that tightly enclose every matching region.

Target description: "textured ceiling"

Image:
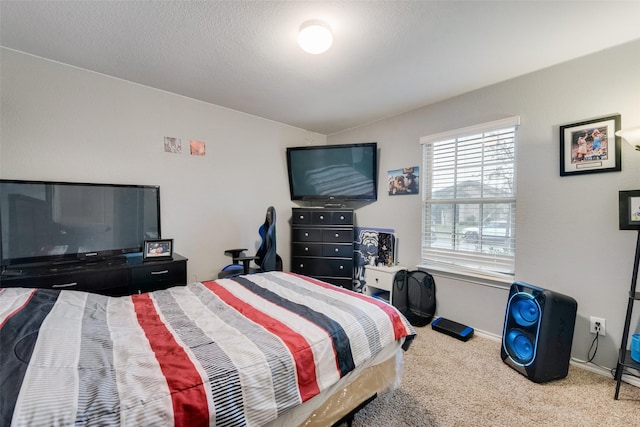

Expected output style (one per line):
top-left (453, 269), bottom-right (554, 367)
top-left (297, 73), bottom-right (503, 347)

top-left (2, 1), bottom-right (640, 135)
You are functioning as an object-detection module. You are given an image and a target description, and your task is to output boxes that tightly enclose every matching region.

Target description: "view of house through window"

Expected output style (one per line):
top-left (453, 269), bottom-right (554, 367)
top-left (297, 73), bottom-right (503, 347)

top-left (420, 117), bottom-right (520, 277)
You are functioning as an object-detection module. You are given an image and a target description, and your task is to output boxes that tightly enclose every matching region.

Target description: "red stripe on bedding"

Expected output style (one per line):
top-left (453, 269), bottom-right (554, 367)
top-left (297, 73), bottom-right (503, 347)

top-left (132, 293), bottom-right (209, 427)
top-left (290, 273), bottom-right (410, 341)
top-left (0, 288), bottom-right (37, 329)
top-left (204, 280), bottom-right (321, 402)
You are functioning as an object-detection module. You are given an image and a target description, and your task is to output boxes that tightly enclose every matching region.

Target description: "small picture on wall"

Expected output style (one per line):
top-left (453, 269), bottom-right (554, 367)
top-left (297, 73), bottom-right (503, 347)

top-left (164, 137), bottom-right (182, 154)
top-left (388, 166), bottom-right (419, 195)
top-left (619, 190), bottom-right (640, 230)
top-left (190, 140), bottom-right (206, 156)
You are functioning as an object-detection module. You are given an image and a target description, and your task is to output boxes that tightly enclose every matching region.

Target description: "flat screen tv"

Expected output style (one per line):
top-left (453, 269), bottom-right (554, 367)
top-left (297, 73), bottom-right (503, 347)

top-left (286, 142), bottom-right (378, 201)
top-left (0, 179), bottom-right (161, 268)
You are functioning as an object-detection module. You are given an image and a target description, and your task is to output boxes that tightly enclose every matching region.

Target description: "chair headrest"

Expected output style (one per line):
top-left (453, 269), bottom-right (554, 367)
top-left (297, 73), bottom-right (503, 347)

top-left (265, 206), bottom-right (276, 225)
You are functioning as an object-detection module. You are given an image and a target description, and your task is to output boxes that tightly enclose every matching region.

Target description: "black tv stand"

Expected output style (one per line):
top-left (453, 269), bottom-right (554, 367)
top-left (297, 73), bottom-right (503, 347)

top-left (1, 253), bottom-right (188, 296)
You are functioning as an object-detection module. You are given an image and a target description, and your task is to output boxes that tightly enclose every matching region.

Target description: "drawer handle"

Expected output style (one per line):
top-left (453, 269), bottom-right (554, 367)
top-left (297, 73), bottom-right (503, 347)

top-left (334, 248), bottom-right (339, 253)
top-left (340, 215), bottom-right (345, 220)
top-left (305, 247), bottom-right (309, 252)
top-left (339, 265), bottom-right (344, 270)
top-left (320, 215), bottom-right (324, 220)
top-left (299, 215), bottom-right (305, 220)
top-left (305, 232), bottom-right (309, 237)
top-left (151, 270), bottom-right (169, 275)
top-left (299, 264), bottom-right (304, 268)
top-left (52, 282), bottom-right (78, 288)
top-left (335, 233), bottom-right (340, 238)
top-left (375, 278), bottom-right (379, 283)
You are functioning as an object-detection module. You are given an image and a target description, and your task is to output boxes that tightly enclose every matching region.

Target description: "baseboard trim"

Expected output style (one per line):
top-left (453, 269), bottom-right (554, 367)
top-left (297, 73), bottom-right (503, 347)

top-left (570, 360), bottom-right (640, 389)
top-left (473, 328), bottom-right (640, 389)
top-left (474, 329), bottom-right (501, 342)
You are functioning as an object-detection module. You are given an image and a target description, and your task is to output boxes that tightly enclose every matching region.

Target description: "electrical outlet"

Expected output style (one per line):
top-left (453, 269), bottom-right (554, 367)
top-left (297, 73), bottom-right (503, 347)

top-left (590, 316), bottom-right (606, 336)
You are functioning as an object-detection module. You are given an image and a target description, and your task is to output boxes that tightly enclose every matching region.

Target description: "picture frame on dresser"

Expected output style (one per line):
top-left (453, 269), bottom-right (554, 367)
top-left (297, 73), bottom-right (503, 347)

top-left (143, 238), bottom-right (173, 261)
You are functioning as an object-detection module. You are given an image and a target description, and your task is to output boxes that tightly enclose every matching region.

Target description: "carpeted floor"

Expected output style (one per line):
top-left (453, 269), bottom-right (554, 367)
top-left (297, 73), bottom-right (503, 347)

top-left (352, 325), bottom-right (640, 426)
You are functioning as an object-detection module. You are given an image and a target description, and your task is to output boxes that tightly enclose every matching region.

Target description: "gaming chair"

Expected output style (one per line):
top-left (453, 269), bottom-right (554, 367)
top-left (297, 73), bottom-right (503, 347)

top-left (218, 206), bottom-right (283, 278)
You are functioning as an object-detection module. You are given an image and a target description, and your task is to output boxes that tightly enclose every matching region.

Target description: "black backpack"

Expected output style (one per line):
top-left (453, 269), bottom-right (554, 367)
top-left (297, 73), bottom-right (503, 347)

top-left (393, 270), bottom-right (436, 327)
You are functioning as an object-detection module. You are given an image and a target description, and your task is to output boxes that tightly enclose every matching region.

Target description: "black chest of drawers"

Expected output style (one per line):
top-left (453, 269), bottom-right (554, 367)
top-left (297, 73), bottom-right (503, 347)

top-left (291, 208), bottom-right (354, 290)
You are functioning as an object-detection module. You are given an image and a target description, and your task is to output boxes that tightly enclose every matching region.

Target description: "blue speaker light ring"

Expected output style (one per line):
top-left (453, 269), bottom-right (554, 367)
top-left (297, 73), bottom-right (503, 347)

top-left (505, 329), bottom-right (535, 365)
top-left (510, 294), bottom-right (540, 327)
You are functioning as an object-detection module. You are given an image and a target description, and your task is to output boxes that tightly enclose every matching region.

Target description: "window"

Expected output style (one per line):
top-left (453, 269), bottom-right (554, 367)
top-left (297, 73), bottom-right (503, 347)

top-left (420, 117), bottom-right (519, 278)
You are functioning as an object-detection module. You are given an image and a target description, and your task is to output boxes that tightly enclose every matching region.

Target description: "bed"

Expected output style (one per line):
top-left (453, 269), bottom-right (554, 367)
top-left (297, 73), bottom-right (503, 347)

top-left (1, 271), bottom-right (415, 426)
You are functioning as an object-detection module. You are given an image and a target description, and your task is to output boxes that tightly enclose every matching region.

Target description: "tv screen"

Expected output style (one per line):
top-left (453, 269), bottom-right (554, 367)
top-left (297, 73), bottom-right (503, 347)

top-left (286, 142), bottom-right (378, 201)
top-left (0, 180), bottom-right (161, 267)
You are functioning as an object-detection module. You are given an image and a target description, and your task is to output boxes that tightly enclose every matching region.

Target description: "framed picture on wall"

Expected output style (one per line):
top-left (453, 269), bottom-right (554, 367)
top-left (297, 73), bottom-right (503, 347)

top-left (560, 114), bottom-right (621, 176)
top-left (619, 190), bottom-right (640, 230)
top-left (143, 239), bottom-right (174, 260)
top-left (387, 166), bottom-right (419, 195)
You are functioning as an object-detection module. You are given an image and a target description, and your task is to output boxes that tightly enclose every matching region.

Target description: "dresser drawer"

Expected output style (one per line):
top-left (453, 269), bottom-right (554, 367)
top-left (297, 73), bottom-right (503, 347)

top-left (310, 210), bottom-right (353, 225)
top-left (311, 210), bottom-right (332, 225)
top-left (2, 268), bottom-right (129, 295)
top-left (292, 242), bottom-right (323, 257)
top-left (292, 257), bottom-right (353, 276)
top-left (329, 210), bottom-right (353, 225)
top-left (321, 259), bottom-right (353, 276)
top-left (365, 268), bottom-right (395, 292)
top-left (307, 258), bottom-right (353, 278)
top-left (131, 260), bottom-right (186, 293)
top-left (291, 257), bottom-right (314, 275)
top-left (322, 228), bottom-right (353, 243)
top-left (291, 210), bottom-right (312, 225)
top-left (72, 269), bottom-right (129, 294)
top-left (292, 228), bottom-right (323, 242)
top-left (322, 243), bottom-right (353, 258)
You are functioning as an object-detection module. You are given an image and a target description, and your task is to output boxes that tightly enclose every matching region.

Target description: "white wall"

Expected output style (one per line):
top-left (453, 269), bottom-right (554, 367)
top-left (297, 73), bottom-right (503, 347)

top-left (328, 39), bottom-right (640, 369)
top-left (0, 48), bottom-right (327, 281)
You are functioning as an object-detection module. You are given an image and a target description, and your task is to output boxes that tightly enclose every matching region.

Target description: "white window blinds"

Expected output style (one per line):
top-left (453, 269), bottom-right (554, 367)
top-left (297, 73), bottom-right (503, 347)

top-left (420, 117), bottom-right (520, 276)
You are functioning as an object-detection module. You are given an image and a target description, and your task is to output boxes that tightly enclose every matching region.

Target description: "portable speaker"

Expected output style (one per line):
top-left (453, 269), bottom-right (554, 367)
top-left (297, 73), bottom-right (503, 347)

top-left (501, 282), bottom-right (577, 383)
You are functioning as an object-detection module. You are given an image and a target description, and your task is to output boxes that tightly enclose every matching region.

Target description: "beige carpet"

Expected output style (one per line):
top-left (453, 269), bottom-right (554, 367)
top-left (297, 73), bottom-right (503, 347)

top-left (352, 325), bottom-right (640, 426)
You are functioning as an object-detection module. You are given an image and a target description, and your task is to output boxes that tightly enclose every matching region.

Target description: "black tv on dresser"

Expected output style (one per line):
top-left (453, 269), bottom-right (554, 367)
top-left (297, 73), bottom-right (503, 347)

top-left (0, 179), bottom-right (161, 269)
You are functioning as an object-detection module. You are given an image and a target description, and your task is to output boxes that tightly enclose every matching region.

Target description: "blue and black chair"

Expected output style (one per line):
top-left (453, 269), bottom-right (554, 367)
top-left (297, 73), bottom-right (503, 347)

top-left (218, 206), bottom-right (283, 278)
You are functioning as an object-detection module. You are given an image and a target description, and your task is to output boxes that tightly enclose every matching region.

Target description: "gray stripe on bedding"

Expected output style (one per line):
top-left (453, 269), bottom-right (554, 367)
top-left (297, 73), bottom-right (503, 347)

top-left (187, 284), bottom-right (301, 418)
top-left (76, 293), bottom-right (120, 426)
top-left (152, 288), bottom-right (245, 426)
top-left (261, 273), bottom-right (384, 356)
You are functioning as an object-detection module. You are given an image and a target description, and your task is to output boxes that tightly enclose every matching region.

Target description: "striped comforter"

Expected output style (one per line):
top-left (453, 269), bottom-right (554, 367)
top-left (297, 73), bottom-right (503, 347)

top-left (0, 271), bottom-right (415, 426)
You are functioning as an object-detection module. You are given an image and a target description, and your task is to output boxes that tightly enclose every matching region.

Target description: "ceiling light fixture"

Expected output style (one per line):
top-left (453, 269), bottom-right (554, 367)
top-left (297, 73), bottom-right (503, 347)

top-left (616, 126), bottom-right (640, 151)
top-left (298, 20), bottom-right (333, 54)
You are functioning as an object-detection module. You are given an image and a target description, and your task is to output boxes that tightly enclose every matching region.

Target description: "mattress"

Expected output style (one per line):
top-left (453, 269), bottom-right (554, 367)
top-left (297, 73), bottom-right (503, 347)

top-left (0, 271), bottom-right (415, 426)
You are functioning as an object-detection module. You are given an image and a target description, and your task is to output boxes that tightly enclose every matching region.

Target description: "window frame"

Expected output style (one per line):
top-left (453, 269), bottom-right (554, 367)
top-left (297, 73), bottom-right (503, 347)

top-left (419, 116), bottom-right (520, 282)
